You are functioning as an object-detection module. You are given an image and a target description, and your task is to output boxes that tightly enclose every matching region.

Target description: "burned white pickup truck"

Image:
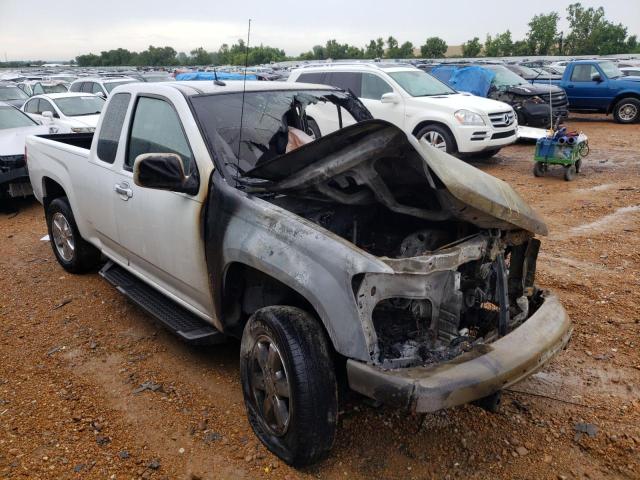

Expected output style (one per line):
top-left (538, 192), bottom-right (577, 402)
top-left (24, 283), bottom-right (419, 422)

top-left (26, 81), bottom-right (571, 466)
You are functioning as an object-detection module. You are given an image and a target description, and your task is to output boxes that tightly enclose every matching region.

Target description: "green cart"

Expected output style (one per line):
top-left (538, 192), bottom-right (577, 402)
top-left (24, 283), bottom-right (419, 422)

top-left (533, 133), bottom-right (589, 181)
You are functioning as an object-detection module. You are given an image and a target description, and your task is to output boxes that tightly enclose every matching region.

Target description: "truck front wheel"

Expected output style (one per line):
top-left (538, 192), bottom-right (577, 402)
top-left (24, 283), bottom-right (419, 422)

top-left (240, 306), bottom-right (338, 466)
top-left (46, 197), bottom-right (101, 273)
top-left (613, 98), bottom-right (640, 123)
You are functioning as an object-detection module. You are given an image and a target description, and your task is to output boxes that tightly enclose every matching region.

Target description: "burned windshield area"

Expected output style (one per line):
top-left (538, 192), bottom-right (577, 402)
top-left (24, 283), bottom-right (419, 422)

top-left (190, 90), bottom-right (371, 174)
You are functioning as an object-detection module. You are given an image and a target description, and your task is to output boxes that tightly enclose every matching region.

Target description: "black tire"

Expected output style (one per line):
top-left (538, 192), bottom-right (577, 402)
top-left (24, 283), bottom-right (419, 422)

top-left (45, 197), bottom-right (101, 273)
top-left (240, 306), bottom-right (337, 466)
top-left (564, 164), bottom-right (577, 181)
top-left (612, 97), bottom-right (640, 124)
top-left (575, 158), bottom-right (582, 173)
top-left (473, 390), bottom-right (502, 413)
top-left (305, 118), bottom-right (322, 140)
top-left (415, 124), bottom-right (457, 154)
top-left (533, 162), bottom-right (545, 177)
top-left (473, 148), bottom-right (501, 160)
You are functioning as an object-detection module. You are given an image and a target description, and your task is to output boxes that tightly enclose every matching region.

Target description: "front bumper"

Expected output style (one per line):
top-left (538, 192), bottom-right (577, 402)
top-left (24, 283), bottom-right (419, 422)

top-left (517, 104), bottom-right (568, 128)
top-left (456, 124), bottom-right (518, 153)
top-left (0, 166), bottom-right (32, 197)
top-left (346, 292), bottom-right (571, 412)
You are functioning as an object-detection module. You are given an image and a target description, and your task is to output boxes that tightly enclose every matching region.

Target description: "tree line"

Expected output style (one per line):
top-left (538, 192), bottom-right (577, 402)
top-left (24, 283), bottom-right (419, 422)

top-left (71, 2), bottom-right (638, 67)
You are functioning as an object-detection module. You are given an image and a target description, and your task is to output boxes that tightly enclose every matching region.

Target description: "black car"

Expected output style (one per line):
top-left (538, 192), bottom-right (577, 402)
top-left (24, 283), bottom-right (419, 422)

top-left (423, 64), bottom-right (568, 128)
top-left (505, 64), bottom-right (562, 82)
top-left (482, 65), bottom-right (568, 127)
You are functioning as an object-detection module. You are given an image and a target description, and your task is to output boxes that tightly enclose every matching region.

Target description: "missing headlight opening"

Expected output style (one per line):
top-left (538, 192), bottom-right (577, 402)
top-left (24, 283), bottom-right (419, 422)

top-left (363, 232), bottom-right (543, 369)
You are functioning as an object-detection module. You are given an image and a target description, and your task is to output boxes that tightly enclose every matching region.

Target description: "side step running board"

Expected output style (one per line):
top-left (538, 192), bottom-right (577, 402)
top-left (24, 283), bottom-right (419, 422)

top-left (99, 261), bottom-right (225, 345)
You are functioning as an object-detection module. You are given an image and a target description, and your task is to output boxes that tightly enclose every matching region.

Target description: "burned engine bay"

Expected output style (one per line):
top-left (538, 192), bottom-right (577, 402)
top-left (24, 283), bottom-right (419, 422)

top-left (203, 87), bottom-right (550, 369)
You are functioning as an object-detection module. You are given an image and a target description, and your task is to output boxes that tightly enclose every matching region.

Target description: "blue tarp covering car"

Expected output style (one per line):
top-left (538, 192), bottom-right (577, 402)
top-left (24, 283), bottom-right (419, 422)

top-left (175, 72), bottom-right (258, 81)
top-left (431, 66), bottom-right (496, 97)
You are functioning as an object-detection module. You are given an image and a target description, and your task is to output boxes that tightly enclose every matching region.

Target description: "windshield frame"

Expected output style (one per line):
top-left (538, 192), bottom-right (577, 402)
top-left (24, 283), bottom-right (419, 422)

top-left (53, 95), bottom-right (105, 117)
top-left (387, 70), bottom-right (457, 97)
top-left (0, 105), bottom-right (39, 129)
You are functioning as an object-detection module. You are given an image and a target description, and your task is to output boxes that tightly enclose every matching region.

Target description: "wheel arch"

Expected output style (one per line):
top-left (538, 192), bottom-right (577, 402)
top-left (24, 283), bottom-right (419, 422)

top-left (607, 92), bottom-right (640, 114)
top-left (41, 176), bottom-right (68, 209)
top-left (220, 262), bottom-right (330, 343)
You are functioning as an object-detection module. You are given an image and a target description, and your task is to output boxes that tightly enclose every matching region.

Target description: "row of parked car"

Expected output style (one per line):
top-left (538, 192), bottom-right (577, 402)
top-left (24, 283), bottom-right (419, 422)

top-left (3, 58), bottom-right (640, 201)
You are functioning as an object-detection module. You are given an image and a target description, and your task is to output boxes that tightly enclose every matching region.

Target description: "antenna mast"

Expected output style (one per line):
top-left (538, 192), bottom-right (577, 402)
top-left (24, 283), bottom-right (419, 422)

top-left (236, 19), bottom-right (251, 173)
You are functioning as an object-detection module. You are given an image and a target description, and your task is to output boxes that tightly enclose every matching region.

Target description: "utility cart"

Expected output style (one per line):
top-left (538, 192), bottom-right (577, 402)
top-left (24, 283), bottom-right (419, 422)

top-left (533, 131), bottom-right (589, 181)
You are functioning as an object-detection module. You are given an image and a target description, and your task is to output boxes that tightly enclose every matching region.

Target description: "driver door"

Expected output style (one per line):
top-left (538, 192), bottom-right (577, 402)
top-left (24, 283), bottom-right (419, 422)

top-left (110, 94), bottom-right (213, 318)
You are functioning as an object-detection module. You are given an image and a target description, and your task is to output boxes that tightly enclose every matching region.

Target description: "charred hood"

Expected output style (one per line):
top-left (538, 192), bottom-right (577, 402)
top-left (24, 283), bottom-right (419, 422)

top-left (505, 83), bottom-right (564, 97)
top-left (243, 120), bottom-right (547, 235)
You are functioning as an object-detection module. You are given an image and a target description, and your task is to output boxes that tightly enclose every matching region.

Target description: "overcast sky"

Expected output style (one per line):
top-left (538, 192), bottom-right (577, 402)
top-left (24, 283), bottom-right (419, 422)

top-left (1, 0), bottom-right (639, 60)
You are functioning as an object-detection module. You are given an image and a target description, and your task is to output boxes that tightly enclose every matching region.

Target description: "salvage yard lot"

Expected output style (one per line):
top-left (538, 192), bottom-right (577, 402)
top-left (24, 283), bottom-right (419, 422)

top-left (1, 115), bottom-right (639, 479)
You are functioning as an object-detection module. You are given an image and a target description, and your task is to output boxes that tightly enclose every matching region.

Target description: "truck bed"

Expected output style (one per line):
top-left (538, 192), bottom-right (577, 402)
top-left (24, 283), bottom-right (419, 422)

top-left (35, 132), bottom-right (94, 150)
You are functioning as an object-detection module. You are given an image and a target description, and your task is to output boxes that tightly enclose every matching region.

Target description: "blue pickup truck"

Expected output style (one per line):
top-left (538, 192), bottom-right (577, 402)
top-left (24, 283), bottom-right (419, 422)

top-left (534, 60), bottom-right (640, 123)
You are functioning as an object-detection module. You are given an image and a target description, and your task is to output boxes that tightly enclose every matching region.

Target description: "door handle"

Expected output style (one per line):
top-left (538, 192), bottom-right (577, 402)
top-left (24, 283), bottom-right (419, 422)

top-left (114, 182), bottom-right (133, 200)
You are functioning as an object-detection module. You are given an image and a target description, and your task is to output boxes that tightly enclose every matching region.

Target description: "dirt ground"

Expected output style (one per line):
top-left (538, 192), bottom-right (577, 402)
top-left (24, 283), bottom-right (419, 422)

top-left (1, 114), bottom-right (639, 480)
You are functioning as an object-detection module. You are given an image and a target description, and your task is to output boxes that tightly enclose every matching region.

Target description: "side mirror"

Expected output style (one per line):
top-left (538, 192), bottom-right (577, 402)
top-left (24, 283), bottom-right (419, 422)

top-left (380, 92), bottom-right (400, 104)
top-left (592, 74), bottom-right (602, 83)
top-left (94, 91), bottom-right (105, 98)
top-left (133, 153), bottom-right (198, 195)
top-left (42, 111), bottom-right (53, 119)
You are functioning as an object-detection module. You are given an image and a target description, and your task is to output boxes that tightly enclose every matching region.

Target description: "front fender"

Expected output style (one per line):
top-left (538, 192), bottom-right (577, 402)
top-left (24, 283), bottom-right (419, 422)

top-left (205, 173), bottom-right (390, 361)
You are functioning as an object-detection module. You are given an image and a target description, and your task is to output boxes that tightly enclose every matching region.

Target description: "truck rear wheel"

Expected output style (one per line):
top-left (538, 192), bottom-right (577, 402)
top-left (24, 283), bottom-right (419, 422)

top-left (46, 197), bottom-right (101, 273)
top-left (240, 306), bottom-right (337, 466)
top-left (613, 98), bottom-right (640, 123)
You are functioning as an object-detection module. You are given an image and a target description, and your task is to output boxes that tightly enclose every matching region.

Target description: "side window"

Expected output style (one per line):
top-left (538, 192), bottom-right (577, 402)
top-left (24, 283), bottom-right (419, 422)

top-left (69, 82), bottom-right (82, 92)
top-left (571, 65), bottom-right (598, 82)
top-left (33, 83), bottom-right (44, 95)
top-left (25, 99), bottom-right (39, 113)
top-left (325, 72), bottom-right (362, 96)
top-left (40, 100), bottom-right (55, 115)
top-left (81, 82), bottom-right (93, 93)
top-left (361, 73), bottom-right (393, 100)
top-left (97, 93), bottom-right (131, 164)
top-left (126, 96), bottom-right (194, 171)
top-left (296, 72), bottom-right (327, 84)
top-left (91, 83), bottom-right (104, 94)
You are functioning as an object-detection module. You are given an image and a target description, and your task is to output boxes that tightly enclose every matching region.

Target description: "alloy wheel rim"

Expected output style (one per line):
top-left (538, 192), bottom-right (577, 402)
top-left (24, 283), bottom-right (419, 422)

top-left (619, 104), bottom-right (638, 121)
top-left (249, 334), bottom-right (291, 436)
top-left (421, 131), bottom-right (447, 151)
top-left (51, 212), bottom-right (75, 262)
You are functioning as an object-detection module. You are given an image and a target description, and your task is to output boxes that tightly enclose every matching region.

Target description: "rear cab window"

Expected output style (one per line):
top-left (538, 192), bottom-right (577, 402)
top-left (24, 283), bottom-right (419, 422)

top-left (96, 93), bottom-right (131, 164)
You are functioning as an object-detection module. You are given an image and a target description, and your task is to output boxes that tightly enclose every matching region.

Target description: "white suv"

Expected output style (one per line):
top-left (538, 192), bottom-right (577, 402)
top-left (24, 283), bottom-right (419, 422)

top-left (69, 77), bottom-right (138, 98)
top-left (288, 63), bottom-right (517, 158)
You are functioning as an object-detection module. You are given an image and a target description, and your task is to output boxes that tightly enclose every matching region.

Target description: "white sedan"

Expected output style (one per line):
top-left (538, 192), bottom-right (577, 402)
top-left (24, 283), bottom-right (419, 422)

top-left (22, 93), bottom-right (105, 133)
top-left (0, 102), bottom-right (55, 198)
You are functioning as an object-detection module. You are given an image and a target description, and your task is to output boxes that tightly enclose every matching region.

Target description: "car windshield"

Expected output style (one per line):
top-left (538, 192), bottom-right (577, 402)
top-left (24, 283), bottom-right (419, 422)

top-left (190, 89), bottom-right (371, 174)
top-left (54, 96), bottom-right (105, 116)
top-left (487, 66), bottom-right (529, 87)
top-left (387, 70), bottom-right (456, 96)
top-left (598, 61), bottom-right (623, 79)
top-left (511, 65), bottom-right (540, 77)
top-left (0, 106), bottom-right (38, 129)
top-left (42, 84), bottom-right (68, 94)
top-left (104, 80), bottom-right (137, 93)
top-left (0, 86), bottom-right (29, 101)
